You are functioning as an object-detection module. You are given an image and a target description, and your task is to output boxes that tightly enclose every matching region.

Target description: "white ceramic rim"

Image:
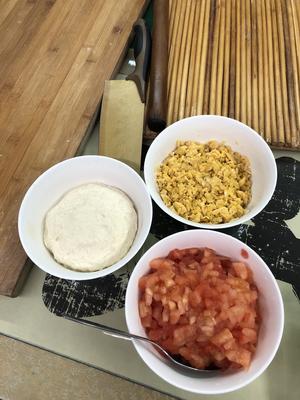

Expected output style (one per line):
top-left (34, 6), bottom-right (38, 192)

top-left (125, 229), bottom-right (284, 394)
top-left (144, 115), bottom-right (277, 229)
top-left (18, 155), bottom-right (153, 280)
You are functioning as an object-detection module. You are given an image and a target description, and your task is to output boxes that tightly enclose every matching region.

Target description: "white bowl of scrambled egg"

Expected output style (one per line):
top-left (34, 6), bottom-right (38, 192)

top-left (18, 156), bottom-right (153, 280)
top-left (144, 115), bottom-right (277, 229)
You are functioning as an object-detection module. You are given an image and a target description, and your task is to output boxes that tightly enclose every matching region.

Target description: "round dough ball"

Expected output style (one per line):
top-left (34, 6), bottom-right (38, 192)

top-left (43, 183), bottom-right (137, 271)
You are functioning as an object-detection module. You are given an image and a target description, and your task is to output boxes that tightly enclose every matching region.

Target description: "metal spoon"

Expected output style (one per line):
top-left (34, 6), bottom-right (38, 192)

top-left (64, 315), bottom-right (220, 375)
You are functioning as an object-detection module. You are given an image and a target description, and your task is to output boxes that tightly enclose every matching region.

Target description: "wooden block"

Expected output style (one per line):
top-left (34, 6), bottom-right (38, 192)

top-left (99, 80), bottom-right (144, 171)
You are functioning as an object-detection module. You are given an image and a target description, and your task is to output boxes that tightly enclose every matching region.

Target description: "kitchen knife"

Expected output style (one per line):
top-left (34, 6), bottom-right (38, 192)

top-left (99, 19), bottom-right (151, 171)
top-left (146, 0), bottom-right (169, 134)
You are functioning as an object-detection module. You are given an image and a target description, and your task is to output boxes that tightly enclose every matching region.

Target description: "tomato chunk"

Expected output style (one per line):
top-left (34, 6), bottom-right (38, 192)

top-left (138, 247), bottom-right (260, 370)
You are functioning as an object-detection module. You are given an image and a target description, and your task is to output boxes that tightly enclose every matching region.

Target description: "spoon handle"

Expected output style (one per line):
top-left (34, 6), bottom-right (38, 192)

top-left (64, 315), bottom-right (215, 374)
top-left (64, 315), bottom-right (154, 345)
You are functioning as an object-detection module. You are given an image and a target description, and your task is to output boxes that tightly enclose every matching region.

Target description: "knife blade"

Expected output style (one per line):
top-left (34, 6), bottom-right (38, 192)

top-left (99, 19), bottom-right (151, 171)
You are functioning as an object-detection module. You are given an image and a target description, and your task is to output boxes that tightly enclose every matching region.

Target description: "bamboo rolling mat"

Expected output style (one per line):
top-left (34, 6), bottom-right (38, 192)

top-left (167, 0), bottom-right (300, 150)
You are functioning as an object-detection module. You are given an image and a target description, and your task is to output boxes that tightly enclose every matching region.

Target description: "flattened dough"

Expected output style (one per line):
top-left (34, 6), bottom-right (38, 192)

top-left (43, 183), bottom-right (137, 271)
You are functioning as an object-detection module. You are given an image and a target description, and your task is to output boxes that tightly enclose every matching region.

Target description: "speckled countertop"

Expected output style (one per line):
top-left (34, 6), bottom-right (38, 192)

top-left (0, 120), bottom-right (300, 400)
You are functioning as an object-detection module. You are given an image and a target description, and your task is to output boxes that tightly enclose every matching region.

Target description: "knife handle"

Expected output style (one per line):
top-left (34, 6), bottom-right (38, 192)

top-left (126, 19), bottom-right (151, 103)
top-left (147, 0), bottom-right (169, 133)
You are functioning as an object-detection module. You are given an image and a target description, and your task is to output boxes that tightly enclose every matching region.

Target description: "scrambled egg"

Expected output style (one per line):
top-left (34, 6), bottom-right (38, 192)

top-left (156, 140), bottom-right (252, 224)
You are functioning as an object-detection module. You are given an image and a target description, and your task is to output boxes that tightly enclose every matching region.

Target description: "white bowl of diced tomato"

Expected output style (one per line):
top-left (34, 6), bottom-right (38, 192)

top-left (125, 230), bottom-right (284, 394)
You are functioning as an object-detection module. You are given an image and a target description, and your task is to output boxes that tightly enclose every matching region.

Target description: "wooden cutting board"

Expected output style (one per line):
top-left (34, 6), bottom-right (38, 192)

top-left (0, 0), bottom-right (148, 297)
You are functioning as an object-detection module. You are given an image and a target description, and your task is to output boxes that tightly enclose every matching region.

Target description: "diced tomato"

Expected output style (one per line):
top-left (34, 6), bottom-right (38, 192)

top-left (179, 347), bottom-right (208, 369)
top-left (139, 300), bottom-right (150, 318)
top-left (211, 328), bottom-right (234, 346)
top-left (138, 273), bottom-right (159, 290)
top-left (141, 315), bottom-right (152, 327)
top-left (240, 309), bottom-right (257, 329)
top-left (174, 274), bottom-right (190, 286)
top-left (152, 304), bottom-right (163, 323)
top-left (173, 325), bottom-right (197, 346)
top-left (228, 305), bottom-right (247, 325)
top-left (178, 315), bottom-right (189, 325)
top-left (189, 290), bottom-right (202, 307)
top-left (223, 338), bottom-right (237, 350)
top-left (148, 328), bottom-right (164, 341)
top-left (220, 258), bottom-right (233, 270)
top-left (138, 247), bottom-right (260, 371)
top-left (159, 338), bottom-right (177, 354)
top-left (187, 260), bottom-right (201, 270)
top-left (250, 289), bottom-right (258, 302)
top-left (169, 285), bottom-right (183, 302)
top-left (241, 249), bottom-right (249, 259)
top-left (240, 328), bottom-right (258, 344)
top-left (183, 269), bottom-right (199, 287)
top-left (185, 248), bottom-right (202, 256)
top-left (150, 258), bottom-right (170, 270)
top-left (169, 309), bottom-right (182, 325)
top-left (232, 262), bottom-right (248, 280)
top-left (226, 348), bottom-right (252, 369)
top-left (168, 249), bottom-right (183, 261)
